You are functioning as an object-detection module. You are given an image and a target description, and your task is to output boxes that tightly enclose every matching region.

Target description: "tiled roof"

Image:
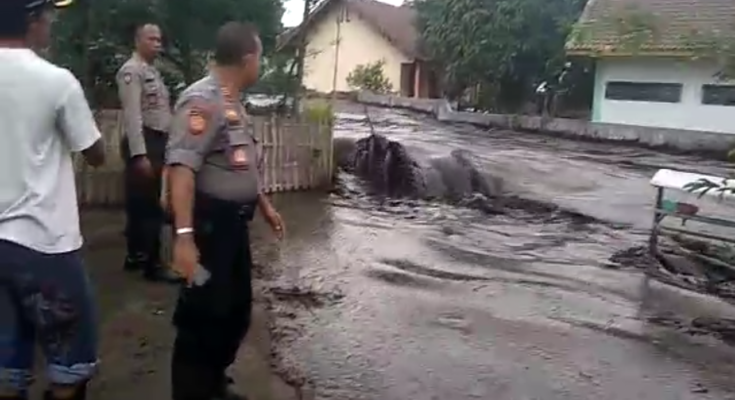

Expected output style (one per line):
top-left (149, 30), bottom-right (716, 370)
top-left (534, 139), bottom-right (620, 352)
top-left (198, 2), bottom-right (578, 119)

top-left (277, 0), bottom-right (421, 59)
top-left (566, 0), bottom-right (735, 55)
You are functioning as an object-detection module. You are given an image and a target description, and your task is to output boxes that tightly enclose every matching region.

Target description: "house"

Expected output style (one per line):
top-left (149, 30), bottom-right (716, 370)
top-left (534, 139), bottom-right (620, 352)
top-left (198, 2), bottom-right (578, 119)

top-left (277, 0), bottom-right (439, 98)
top-left (566, 0), bottom-right (735, 134)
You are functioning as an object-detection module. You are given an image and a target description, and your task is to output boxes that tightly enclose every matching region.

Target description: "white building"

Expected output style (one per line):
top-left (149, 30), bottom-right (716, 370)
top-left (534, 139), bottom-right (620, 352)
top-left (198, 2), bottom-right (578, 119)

top-left (566, 0), bottom-right (735, 134)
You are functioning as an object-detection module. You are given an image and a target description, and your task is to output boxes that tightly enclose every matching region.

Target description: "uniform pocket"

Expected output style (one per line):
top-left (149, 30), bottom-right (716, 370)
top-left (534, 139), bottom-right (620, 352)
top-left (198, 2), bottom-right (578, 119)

top-left (143, 80), bottom-right (159, 107)
top-left (225, 124), bottom-right (249, 146)
top-left (226, 145), bottom-right (250, 169)
top-left (226, 121), bottom-right (255, 169)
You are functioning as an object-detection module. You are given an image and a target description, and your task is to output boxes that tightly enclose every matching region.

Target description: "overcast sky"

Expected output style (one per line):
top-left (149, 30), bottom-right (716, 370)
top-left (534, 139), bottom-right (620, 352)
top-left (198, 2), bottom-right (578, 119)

top-left (282, 0), bottom-right (404, 27)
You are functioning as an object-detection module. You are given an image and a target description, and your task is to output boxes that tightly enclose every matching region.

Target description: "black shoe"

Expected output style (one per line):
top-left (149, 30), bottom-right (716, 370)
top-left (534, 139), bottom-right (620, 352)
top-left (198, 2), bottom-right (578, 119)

top-left (144, 264), bottom-right (183, 283)
top-left (123, 254), bottom-right (146, 272)
top-left (172, 362), bottom-right (220, 400)
top-left (44, 385), bottom-right (87, 400)
top-left (213, 376), bottom-right (248, 400)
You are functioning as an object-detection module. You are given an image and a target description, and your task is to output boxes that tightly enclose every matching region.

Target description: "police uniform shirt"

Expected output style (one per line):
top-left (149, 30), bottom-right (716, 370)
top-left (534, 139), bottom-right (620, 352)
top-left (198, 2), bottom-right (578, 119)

top-left (116, 54), bottom-right (172, 157)
top-left (165, 75), bottom-right (262, 203)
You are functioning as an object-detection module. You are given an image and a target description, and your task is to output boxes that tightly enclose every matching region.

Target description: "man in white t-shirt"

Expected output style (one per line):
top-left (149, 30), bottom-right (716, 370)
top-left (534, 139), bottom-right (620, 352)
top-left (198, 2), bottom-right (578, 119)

top-left (0, 1), bottom-right (105, 399)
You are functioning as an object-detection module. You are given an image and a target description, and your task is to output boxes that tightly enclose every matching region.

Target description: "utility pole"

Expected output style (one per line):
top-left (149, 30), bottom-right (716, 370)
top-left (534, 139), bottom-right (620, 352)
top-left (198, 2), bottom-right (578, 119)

top-left (293, 0), bottom-right (314, 114)
top-left (330, 6), bottom-right (342, 102)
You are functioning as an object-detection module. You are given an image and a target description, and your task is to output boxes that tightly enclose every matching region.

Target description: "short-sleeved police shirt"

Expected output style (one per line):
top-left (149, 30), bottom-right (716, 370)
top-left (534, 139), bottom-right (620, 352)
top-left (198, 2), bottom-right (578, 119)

top-left (116, 55), bottom-right (171, 157)
top-left (166, 75), bottom-right (262, 203)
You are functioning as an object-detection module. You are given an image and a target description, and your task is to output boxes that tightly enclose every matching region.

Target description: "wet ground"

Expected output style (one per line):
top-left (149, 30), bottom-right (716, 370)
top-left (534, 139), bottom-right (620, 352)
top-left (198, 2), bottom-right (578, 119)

top-left (261, 104), bottom-right (735, 400)
top-left (74, 103), bottom-right (735, 399)
top-left (75, 212), bottom-right (296, 400)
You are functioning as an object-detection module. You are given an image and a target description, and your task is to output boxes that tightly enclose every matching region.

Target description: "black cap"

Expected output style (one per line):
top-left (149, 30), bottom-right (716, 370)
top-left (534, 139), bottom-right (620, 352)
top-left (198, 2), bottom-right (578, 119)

top-left (27, 0), bottom-right (74, 10)
top-left (0, 0), bottom-right (74, 14)
top-left (0, 0), bottom-right (72, 36)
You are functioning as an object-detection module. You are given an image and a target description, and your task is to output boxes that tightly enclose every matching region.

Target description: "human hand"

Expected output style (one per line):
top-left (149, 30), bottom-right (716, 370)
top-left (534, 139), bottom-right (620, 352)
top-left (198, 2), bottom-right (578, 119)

top-left (172, 235), bottom-right (199, 284)
top-left (133, 156), bottom-right (154, 179)
top-left (262, 207), bottom-right (285, 240)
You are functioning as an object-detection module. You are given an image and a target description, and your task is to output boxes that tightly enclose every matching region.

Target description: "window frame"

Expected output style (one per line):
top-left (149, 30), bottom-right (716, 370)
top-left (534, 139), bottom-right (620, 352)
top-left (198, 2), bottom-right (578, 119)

top-left (604, 81), bottom-right (683, 103)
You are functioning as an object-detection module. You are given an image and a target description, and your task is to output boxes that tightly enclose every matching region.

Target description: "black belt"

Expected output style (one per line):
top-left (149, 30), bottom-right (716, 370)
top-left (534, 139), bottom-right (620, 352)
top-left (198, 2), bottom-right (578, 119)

top-left (195, 191), bottom-right (257, 221)
top-left (143, 126), bottom-right (167, 135)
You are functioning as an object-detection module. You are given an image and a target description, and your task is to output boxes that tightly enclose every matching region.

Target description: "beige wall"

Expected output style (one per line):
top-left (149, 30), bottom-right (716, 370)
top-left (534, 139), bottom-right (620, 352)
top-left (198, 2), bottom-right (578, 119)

top-left (303, 4), bottom-right (411, 93)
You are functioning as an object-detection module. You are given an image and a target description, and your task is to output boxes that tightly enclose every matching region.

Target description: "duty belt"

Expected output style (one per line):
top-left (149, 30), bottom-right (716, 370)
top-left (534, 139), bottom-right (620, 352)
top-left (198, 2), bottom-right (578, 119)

top-left (195, 192), bottom-right (256, 221)
top-left (143, 126), bottom-right (168, 135)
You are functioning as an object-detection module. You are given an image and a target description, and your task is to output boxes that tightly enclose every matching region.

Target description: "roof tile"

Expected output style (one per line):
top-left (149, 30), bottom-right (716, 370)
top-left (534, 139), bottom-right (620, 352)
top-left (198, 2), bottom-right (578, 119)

top-left (566, 0), bottom-right (735, 54)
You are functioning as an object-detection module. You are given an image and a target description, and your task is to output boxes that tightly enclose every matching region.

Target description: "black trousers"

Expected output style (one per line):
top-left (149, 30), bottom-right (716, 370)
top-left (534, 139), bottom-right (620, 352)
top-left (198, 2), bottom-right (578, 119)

top-left (121, 127), bottom-right (167, 265)
top-left (171, 193), bottom-right (255, 400)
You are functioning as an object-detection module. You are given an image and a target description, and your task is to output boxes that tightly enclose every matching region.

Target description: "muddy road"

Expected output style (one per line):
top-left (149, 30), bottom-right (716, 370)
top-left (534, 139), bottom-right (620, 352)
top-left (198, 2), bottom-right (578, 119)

top-left (262, 104), bottom-right (735, 400)
top-left (75, 212), bottom-right (295, 400)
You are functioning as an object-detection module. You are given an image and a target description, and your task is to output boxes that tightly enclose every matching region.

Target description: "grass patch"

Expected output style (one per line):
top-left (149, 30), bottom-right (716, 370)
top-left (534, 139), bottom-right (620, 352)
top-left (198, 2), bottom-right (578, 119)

top-left (302, 99), bottom-right (335, 127)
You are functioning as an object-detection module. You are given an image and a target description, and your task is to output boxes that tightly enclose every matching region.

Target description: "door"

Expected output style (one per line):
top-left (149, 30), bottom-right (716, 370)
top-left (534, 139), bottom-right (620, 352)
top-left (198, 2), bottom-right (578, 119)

top-left (400, 62), bottom-right (415, 97)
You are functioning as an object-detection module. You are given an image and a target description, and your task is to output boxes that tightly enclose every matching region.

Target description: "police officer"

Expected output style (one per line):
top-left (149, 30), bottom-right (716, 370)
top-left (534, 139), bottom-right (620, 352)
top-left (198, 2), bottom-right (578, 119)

top-left (116, 23), bottom-right (180, 282)
top-left (166, 22), bottom-right (284, 400)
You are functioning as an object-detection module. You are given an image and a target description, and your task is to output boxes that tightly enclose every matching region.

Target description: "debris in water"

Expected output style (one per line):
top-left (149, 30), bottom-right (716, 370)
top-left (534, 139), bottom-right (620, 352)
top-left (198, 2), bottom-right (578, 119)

top-left (691, 383), bottom-right (709, 394)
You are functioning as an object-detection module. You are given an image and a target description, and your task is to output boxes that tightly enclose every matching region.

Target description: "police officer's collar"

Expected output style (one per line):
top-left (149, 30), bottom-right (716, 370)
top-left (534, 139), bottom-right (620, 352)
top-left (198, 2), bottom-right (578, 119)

top-left (132, 52), bottom-right (154, 65)
top-left (208, 69), bottom-right (240, 101)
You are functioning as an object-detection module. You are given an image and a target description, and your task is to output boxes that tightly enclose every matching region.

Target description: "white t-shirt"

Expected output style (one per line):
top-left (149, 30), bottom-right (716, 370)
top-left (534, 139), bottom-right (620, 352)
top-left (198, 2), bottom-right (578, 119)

top-left (0, 48), bottom-right (101, 254)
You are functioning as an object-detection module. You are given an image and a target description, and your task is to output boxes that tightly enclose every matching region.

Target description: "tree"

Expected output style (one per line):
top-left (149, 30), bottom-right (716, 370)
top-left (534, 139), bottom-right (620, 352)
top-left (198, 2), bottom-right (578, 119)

top-left (414, 0), bottom-right (587, 111)
top-left (346, 60), bottom-right (393, 93)
top-left (250, 50), bottom-right (300, 96)
top-left (51, 0), bottom-right (285, 107)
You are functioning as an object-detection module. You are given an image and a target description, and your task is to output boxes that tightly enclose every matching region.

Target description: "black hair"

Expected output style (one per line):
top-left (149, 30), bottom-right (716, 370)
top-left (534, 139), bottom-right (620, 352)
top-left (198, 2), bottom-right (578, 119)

top-left (131, 22), bottom-right (159, 42)
top-left (213, 21), bottom-right (260, 66)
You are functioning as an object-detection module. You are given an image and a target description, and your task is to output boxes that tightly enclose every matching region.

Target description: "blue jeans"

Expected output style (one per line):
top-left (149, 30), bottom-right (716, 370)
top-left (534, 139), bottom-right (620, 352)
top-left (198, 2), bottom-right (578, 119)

top-left (0, 240), bottom-right (98, 396)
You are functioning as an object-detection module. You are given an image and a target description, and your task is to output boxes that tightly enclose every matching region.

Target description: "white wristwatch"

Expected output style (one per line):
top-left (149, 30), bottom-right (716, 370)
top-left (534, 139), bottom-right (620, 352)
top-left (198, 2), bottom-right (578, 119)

top-left (175, 227), bottom-right (194, 235)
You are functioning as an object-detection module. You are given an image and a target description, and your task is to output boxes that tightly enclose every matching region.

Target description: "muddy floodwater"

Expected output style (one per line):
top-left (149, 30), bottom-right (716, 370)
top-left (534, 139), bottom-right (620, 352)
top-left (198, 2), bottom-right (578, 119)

top-left (256, 103), bottom-right (735, 400)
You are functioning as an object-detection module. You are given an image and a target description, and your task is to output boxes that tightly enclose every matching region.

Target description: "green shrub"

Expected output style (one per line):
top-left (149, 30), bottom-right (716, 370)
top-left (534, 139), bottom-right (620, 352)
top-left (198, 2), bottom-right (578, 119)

top-left (346, 60), bottom-right (392, 93)
top-left (303, 99), bottom-right (335, 127)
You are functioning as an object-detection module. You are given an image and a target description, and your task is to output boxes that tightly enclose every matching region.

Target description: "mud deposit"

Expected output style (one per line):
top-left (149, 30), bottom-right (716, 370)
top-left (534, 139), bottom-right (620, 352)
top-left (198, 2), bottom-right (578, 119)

top-left (258, 104), bottom-right (735, 400)
top-left (67, 212), bottom-right (296, 400)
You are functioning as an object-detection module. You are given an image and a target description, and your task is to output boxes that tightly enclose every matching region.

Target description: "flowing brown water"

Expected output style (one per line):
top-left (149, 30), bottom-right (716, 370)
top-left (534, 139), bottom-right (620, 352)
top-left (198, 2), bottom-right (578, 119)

top-left (254, 104), bottom-right (735, 400)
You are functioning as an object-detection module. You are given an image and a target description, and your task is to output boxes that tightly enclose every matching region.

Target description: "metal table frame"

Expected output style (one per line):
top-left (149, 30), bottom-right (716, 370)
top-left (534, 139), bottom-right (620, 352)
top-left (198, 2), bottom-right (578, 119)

top-left (650, 186), bottom-right (735, 256)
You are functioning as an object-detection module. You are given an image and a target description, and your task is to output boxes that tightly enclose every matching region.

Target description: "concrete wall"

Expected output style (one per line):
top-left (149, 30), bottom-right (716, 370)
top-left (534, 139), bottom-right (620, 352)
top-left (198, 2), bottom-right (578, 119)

top-left (357, 92), bottom-right (735, 156)
top-left (593, 58), bottom-right (735, 134)
top-left (302, 3), bottom-right (410, 93)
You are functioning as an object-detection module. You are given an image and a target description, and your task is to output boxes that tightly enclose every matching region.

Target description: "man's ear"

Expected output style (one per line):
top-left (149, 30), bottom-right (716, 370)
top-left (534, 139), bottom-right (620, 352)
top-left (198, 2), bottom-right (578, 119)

top-left (26, 13), bottom-right (38, 29)
top-left (241, 54), bottom-right (256, 66)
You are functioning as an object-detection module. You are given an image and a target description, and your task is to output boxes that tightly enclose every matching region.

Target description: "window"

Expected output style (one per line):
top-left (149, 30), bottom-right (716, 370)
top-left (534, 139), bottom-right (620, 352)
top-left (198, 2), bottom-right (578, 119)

top-left (604, 81), bottom-right (682, 103)
top-left (701, 84), bottom-right (735, 106)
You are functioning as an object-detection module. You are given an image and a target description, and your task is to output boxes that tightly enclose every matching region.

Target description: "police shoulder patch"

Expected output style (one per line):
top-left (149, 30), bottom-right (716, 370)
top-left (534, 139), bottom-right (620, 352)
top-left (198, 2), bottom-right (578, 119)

top-left (187, 108), bottom-right (206, 135)
top-left (122, 72), bottom-right (132, 84)
top-left (185, 98), bottom-right (216, 135)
